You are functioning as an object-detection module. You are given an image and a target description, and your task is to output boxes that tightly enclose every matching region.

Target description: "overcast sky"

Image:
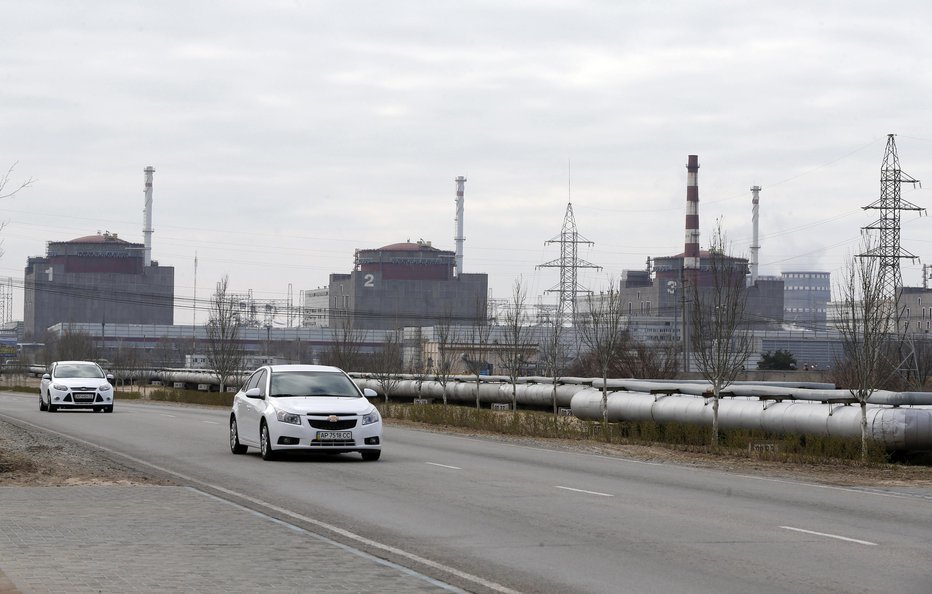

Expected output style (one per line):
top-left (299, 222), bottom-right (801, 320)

top-left (3, 1), bottom-right (932, 324)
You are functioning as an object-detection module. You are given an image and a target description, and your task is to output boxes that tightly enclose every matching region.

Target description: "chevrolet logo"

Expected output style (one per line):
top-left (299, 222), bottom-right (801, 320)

top-left (328, 415), bottom-right (339, 423)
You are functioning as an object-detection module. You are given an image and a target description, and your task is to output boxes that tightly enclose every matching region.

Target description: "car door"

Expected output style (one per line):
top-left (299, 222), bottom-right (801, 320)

top-left (238, 369), bottom-right (268, 445)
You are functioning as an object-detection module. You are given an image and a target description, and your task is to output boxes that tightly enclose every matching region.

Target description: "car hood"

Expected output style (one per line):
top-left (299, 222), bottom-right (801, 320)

top-left (272, 396), bottom-right (373, 415)
top-left (51, 378), bottom-right (110, 389)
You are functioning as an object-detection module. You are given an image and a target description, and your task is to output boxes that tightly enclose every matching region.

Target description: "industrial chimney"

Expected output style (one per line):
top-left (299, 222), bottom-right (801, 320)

top-left (749, 185), bottom-right (761, 286)
top-left (143, 166), bottom-right (155, 267)
top-left (454, 175), bottom-right (466, 276)
top-left (683, 155), bottom-right (700, 285)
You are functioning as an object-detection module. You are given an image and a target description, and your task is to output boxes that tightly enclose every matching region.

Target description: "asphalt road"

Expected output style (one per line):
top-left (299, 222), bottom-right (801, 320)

top-left (2, 391), bottom-right (931, 593)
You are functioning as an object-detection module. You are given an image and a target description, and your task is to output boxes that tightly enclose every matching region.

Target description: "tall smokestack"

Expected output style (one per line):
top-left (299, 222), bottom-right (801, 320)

top-left (683, 155), bottom-right (700, 285)
top-left (454, 175), bottom-right (466, 276)
top-left (143, 166), bottom-right (155, 267)
top-left (750, 185), bottom-right (761, 285)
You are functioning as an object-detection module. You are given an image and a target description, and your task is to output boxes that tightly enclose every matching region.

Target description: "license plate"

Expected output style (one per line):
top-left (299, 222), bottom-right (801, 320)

top-left (316, 431), bottom-right (352, 440)
top-left (73, 393), bottom-right (94, 401)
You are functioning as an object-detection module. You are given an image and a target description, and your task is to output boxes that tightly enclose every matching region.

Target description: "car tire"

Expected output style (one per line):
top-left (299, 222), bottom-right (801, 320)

top-left (260, 422), bottom-right (276, 461)
top-left (39, 392), bottom-right (48, 412)
top-left (104, 405), bottom-right (113, 413)
top-left (230, 417), bottom-right (248, 454)
top-left (361, 450), bottom-right (381, 461)
top-left (48, 401), bottom-right (57, 413)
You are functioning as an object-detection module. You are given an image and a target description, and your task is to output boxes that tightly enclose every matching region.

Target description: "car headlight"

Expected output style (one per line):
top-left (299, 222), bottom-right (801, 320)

top-left (361, 410), bottom-right (381, 426)
top-left (52, 383), bottom-right (68, 391)
top-left (99, 385), bottom-right (111, 392)
top-left (275, 408), bottom-right (302, 425)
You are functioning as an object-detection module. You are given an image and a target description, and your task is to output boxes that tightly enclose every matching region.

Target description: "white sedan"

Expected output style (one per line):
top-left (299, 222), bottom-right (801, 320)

top-left (40, 360), bottom-right (115, 413)
top-left (230, 364), bottom-right (382, 461)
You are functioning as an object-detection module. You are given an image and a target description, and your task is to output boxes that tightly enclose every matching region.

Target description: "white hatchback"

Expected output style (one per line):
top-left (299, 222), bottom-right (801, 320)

top-left (40, 361), bottom-right (115, 413)
top-left (230, 364), bottom-right (382, 461)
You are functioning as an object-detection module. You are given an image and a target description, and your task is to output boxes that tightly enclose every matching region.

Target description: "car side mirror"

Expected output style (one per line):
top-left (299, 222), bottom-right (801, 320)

top-left (245, 387), bottom-right (263, 399)
top-left (363, 388), bottom-right (378, 398)
top-left (106, 374), bottom-right (114, 383)
top-left (42, 373), bottom-right (51, 380)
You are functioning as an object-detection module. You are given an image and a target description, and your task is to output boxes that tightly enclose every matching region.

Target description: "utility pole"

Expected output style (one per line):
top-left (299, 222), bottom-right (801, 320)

top-left (858, 134), bottom-right (926, 384)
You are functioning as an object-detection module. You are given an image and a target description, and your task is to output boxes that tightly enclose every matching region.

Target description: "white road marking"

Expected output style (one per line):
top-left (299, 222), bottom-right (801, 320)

top-left (555, 485), bottom-right (613, 497)
top-left (426, 462), bottom-right (462, 470)
top-left (160, 414), bottom-right (176, 418)
top-left (780, 526), bottom-right (877, 546)
top-left (202, 420), bottom-right (220, 425)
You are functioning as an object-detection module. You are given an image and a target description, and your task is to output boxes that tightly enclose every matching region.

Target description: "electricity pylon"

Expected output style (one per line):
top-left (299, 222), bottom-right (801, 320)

top-left (537, 201), bottom-right (601, 325)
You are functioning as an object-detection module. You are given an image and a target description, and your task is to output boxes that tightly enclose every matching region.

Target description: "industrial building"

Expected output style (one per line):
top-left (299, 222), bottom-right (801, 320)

top-left (782, 271), bottom-right (831, 330)
top-left (329, 239), bottom-right (488, 330)
top-left (610, 155), bottom-right (784, 344)
top-left (24, 232), bottom-right (174, 339)
top-left (23, 166), bottom-right (174, 340)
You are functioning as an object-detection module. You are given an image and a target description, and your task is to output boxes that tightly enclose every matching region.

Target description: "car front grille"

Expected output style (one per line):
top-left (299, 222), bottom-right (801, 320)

top-left (307, 418), bottom-right (357, 430)
top-left (310, 439), bottom-right (355, 447)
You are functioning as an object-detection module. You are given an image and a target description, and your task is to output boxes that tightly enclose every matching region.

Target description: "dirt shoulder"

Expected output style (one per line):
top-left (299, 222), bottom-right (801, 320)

top-left (0, 417), bottom-right (174, 487)
top-left (1, 408), bottom-right (930, 490)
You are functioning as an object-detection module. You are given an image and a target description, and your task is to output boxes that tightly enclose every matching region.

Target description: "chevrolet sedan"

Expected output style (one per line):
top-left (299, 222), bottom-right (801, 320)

top-left (230, 364), bottom-right (382, 461)
top-left (40, 360), bottom-right (115, 413)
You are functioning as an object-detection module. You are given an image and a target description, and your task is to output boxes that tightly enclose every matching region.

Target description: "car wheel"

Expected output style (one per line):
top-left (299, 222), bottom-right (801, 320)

top-left (361, 450), bottom-right (381, 461)
top-left (230, 417), bottom-right (248, 454)
top-left (39, 392), bottom-right (48, 412)
top-left (48, 400), bottom-right (57, 413)
top-left (104, 405), bottom-right (113, 413)
top-left (260, 422), bottom-right (276, 461)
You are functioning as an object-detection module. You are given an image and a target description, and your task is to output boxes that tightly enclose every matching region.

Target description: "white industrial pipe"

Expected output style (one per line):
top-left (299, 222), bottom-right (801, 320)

top-left (569, 389), bottom-right (932, 450)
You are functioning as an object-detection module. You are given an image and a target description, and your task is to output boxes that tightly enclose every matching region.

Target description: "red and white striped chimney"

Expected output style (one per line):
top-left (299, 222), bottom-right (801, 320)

top-left (683, 155), bottom-right (700, 284)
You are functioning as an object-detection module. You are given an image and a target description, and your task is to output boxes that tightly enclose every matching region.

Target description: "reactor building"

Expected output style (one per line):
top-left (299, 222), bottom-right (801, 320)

top-left (614, 155), bottom-right (784, 340)
top-left (329, 239), bottom-right (488, 330)
top-left (23, 166), bottom-right (175, 339)
top-left (24, 231), bottom-right (174, 339)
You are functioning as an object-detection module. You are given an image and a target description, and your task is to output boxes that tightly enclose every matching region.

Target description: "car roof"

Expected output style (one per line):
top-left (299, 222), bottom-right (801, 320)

top-left (265, 364), bottom-right (346, 373)
top-left (53, 360), bottom-right (101, 366)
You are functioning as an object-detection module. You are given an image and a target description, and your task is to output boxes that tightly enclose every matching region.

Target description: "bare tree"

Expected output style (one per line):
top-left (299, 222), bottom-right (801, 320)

top-left (620, 337), bottom-right (680, 379)
top-left (689, 222), bottom-right (753, 448)
top-left (463, 306), bottom-right (494, 410)
top-left (538, 314), bottom-right (569, 416)
top-left (50, 327), bottom-right (98, 362)
top-left (433, 312), bottom-right (458, 405)
top-left (835, 242), bottom-right (897, 461)
top-left (205, 275), bottom-right (245, 392)
top-left (325, 314), bottom-right (367, 371)
top-left (406, 327), bottom-right (429, 398)
top-left (500, 277), bottom-right (536, 411)
top-left (0, 163), bottom-right (34, 258)
top-left (577, 279), bottom-right (628, 428)
top-left (371, 328), bottom-right (403, 403)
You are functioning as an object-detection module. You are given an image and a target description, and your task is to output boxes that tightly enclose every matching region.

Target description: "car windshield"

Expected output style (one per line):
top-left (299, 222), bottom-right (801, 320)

top-left (269, 371), bottom-right (361, 398)
top-left (55, 364), bottom-right (104, 379)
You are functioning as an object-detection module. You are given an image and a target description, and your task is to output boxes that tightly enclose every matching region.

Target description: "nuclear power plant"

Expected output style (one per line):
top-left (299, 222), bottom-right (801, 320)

top-left (328, 176), bottom-right (487, 331)
top-left (23, 167), bottom-right (174, 340)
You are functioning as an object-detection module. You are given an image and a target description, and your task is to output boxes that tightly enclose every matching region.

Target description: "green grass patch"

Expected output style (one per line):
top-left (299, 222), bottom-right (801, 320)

top-left (0, 384), bottom-right (37, 394)
top-left (148, 388), bottom-right (234, 407)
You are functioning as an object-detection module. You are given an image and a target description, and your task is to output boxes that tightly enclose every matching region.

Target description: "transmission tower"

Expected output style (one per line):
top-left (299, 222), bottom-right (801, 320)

top-left (0, 278), bottom-right (12, 324)
top-left (537, 201), bottom-right (601, 324)
top-left (858, 134), bottom-right (924, 309)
